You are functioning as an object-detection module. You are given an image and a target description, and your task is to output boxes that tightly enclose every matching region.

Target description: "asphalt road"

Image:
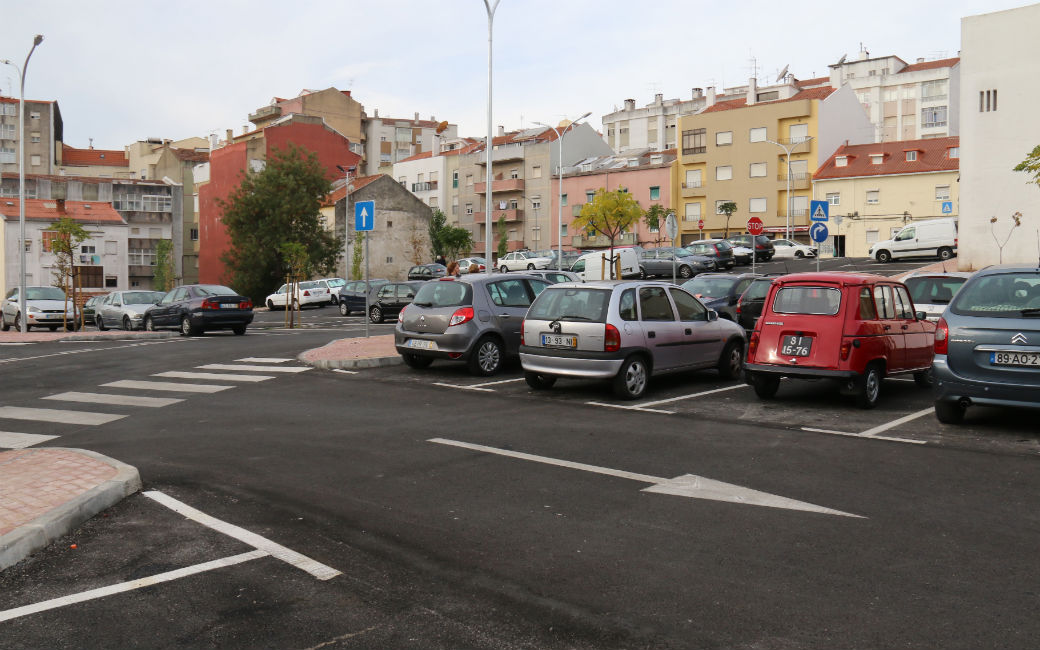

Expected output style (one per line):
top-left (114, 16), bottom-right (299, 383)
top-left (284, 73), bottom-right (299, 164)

top-left (1, 258), bottom-right (1037, 649)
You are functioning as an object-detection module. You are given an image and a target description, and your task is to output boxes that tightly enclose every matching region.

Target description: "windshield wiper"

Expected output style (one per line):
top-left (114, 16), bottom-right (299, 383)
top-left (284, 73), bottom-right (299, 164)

top-left (413, 301), bottom-right (433, 307)
top-left (558, 314), bottom-right (593, 321)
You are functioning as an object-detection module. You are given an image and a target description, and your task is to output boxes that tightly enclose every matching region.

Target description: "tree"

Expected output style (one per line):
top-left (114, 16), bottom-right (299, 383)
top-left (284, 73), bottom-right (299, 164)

top-left (47, 217), bottom-right (90, 330)
top-left (218, 143), bottom-right (342, 303)
top-left (991, 211), bottom-right (1023, 264)
top-left (350, 232), bottom-right (364, 280)
top-left (1013, 144), bottom-right (1040, 187)
top-left (428, 209), bottom-right (448, 260)
top-left (572, 188), bottom-right (642, 278)
top-left (280, 241), bottom-right (310, 328)
top-left (496, 214), bottom-right (509, 261)
top-left (409, 223), bottom-right (427, 265)
top-left (428, 208), bottom-right (474, 263)
top-left (152, 239), bottom-right (175, 292)
top-left (717, 201), bottom-right (738, 238)
top-left (643, 204), bottom-right (671, 247)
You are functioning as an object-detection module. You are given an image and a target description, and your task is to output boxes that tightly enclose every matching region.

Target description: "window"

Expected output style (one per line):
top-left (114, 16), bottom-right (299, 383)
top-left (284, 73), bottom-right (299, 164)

top-left (715, 200), bottom-right (733, 215)
top-left (650, 186), bottom-right (660, 200)
top-left (24, 239), bottom-right (31, 252)
top-left (873, 285), bottom-right (896, 319)
top-left (935, 185), bottom-right (951, 201)
top-left (749, 198), bottom-right (767, 213)
top-left (128, 249), bottom-right (157, 266)
top-left (561, 194), bottom-right (567, 206)
top-left (749, 127), bottom-right (767, 143)
top-left (865, 229), bottom-right (879, 244)
top-left (509, 168), bottom-right (518, 179)
top-left (639, 287), bottom-right (675, 321)
top-left (0, 146), bottom-right (14, 163)
top-left (398, 176), bottom-right (406, 185)
top-left (836, 156), bottom-right (848, 167)
top-left (142, 194), bottom-right (172, 212)
top-left (105, 276), bottom-right (118, 288)
top-left (681, 128), bottom-right (706, 155)
top-left (789, 124), bottom-right (808, 143)
top-left (922, 106), bottom-right (948, 128)
top-left (42, 231), bottom-right (62, 252)
top-left (826, 192), bottom-right (840, 206)
top-left (586, 190), bottom-right (595, 202)
top-left (905, 151), bottom-right (917, 162)
top-left (465, 203), bottom-right (473, 215)
top-left (149, 227), bottom-right (161, 238)
top-left (716, 131), bottom-right (732, 146)
top-left (866, 190), bottom-right (880, 205)
top-left (947, 147), bottom-right (959, 159)
top-left (870, 154), bottom-right (884, 165)
top-left (532, 165), bottom-right (541, 179)
top-left (81, 245), bottom-right (96, 255)
top-left (30, 155), bottom-right (41, 166)
top-left (749, 162), bottom-right (767, 178)
top-left (921, 80), bottom-right (947, 102)
top-left (30, 132), bottom-right (40, 143)
top-left (685, 169), bottom-right (702, 188)
top-left (2, 104), bottom-right (14, 116)
top-left (531, 196), bottom-right (541, 211)
top-left (30, 111), bottom-right (40, 120)
top-left (452, 171), bottom-right (459, 188)
top-left (684, 202), bottom-right (701, 221)
top-left (715, 165), bottom-right (732, 181)
top-left (466, 174), bottom-right (473, 186)
top-left (619, 289), bottom-right (637, 321)
top-left (0, 124), bottom-right (15, 139)
top-left (884, 88), bottom-right (900, 102)
top-left (670, 288), bottom-right (707, 321)
top-left (979, 89), bottom-right (998, 112)
top-left (560, 224), bottom-right (567, 236)
top-left (190, 228), bottom-right (199, 241)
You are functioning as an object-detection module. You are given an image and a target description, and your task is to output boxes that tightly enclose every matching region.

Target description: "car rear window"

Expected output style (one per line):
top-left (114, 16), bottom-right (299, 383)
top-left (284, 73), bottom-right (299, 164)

top-left (950, 272), bottom-right (1040, 317)
top-left (124, 291), bottom-right (162, 304)
top-left (772, 286), bottom-right (841, 315)
top-left (195, 285), bottom-right (237, 296)
top-left (904, 276), bottom-right (967, 305)
top-left (527, 287), bottom-right (611, 323)
top-left (412, 281), bottom-right (473, 308)
top-left (714, 241), bottom-right (732, 251)
top-left (300, 281), bottom-right (320, 289)
top-left (682, 276), bottom-right (738, 298)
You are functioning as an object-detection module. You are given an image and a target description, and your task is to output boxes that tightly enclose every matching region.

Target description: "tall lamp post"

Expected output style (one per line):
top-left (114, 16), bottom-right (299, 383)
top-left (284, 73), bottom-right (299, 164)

top-left (534, 111), bottom-right (591, 270)
top-left (2, 34), bottom-right (44, 334)
top-left (482, 0), bottom-right (501, 274)
top-left (766, 135), bottom-right (811, 241)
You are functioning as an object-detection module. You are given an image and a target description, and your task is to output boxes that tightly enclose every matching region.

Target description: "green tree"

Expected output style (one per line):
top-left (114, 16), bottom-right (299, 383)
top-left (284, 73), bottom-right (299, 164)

top-left (47, 216), bottom-right (90, 330)
top-left (280, 241), bottom-right (310, 327)
top-left (440, 225), bottom-right (475, 263)
top-left (717, 201), bottom-right (738, 238)
top-left (572, 188), bottom-right (642, 278)
top-left (152, 239), bottom-right (176, 292)
top-left (428, 209), bottom-right (447, 259)
top-left (350, 232), bottom-right (364, 280)
top-left (218, 143), bottom-right (342, 303)
top-left (496, 214), bottom-right (509, 260)
top-left (1013, 144), bottom-right (1040, 187)
top-left (643, 204), bottom-right (671, 247)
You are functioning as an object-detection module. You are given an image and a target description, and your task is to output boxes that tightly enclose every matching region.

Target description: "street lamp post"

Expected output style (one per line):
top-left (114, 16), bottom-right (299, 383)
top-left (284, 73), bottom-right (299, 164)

top-left (2, 34), bottom-right (44, 334)
top-left (534, 111), bottom-right (591, 270)
top-left (766, 136), bottom-right (811, 242)
top-left (482, 0), bottom-right (501, 274)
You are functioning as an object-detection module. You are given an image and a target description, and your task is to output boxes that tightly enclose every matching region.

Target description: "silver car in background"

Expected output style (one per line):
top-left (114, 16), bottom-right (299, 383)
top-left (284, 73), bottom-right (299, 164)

top-left (1, 286), bottom-right (77, 331)
top-left (902, 271), bottom-right (973, 321)
top-left (520, 281), bottom-right (746, 399)
top-left (94, 290), bottom-right (166, 330)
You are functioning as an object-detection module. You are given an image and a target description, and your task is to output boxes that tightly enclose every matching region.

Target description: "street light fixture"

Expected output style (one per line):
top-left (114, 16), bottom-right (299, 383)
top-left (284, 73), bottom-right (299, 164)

top-left (766, 135), bottom-right (812, 241)
top-left (482, 0), bottom-right (501, 274)
top-left (534, 111), bottom-right (592, 270)
top-left (1, 34), bottom-right (44, 334)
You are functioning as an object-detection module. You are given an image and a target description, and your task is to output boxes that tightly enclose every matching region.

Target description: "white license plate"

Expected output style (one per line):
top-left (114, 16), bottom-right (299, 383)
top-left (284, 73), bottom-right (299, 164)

top-left (220, 303), bottom-right (238, 309)
top-left (407, 339), bottom-right (435, 350)
top-left (541, 333), bottom-right (577, 348)
top-left (990, 351), bottom-right (1040, 367)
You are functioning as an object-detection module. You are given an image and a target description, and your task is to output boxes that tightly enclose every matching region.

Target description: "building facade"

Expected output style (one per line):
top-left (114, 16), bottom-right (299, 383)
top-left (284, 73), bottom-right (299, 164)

top-left (247, 88), bottom-right (365, 159)
top-left (364, 111), bottom-right (458, 176)
top-left (58, 144), bottom-right (131, 179)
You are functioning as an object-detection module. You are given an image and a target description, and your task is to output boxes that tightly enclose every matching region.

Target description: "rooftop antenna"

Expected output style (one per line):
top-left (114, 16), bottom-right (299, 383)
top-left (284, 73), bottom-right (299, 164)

top-left (747, 53), bottom-right (760, 83)
top-left (836, 53), bottom-right (847, 66)
top-left (776, 64), bottom-right (790, 82)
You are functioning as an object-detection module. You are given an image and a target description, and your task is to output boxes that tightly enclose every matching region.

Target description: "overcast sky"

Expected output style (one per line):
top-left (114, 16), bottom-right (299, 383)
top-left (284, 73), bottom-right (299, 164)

top-left (0, 0), bottom-right (1029, 150)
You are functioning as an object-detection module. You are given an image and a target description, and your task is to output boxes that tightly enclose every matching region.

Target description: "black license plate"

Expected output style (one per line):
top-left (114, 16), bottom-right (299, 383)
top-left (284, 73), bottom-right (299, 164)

top-left (781, 335), bottom-right (812, 357)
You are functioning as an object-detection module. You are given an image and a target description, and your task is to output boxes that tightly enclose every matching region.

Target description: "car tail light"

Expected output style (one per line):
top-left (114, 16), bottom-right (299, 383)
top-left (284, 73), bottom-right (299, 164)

top-left (604, 323), bottom-right (621, 352)
top-left (840, 339), bottom-right (852, 361)
top-left (736, 299), bottom-right (742, 315)
top-left (479, 264), bottom-right (486, 271)
top-left (935, 317), bottom-right (949, 355)
top-left (303, 290), bottom-right (310, 296)
top-left (449, 306), bottom-right (474, 327)
top-left (748, 331), bottom-right (759, 358)
top-left (240, 300), bottom-right (252, 310)
top-left (438, 276), bottom-right (456, 281)
top-left (398, 304), bottom-right (408, 323)
top-left (201, 298), bottom-right (219, 310)
top-left (520, 319), bottom-right (525, 345)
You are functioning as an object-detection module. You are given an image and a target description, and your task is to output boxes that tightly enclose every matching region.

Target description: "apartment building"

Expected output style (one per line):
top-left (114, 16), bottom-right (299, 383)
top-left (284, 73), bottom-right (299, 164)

top-left (247, 88), bottom-right (365, 158)
top-left (602, 93), bottom-right (697, 154)
top-left (392, 136), bottom-right (480, 222)
top-left (671, 79), bottom-right (873, 245)
top-left (57, 144), bottom-right (131, 178)
top-left (813, 136), bottom-right (960, 257)
top-left (364, 111), bottom-right (458, 176)
top-left (0, 96), bottom-right (62, 175)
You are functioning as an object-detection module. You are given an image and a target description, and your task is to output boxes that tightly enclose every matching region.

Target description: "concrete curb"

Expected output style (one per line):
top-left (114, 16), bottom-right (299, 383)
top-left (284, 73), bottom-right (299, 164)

top-left (0, 448), bottom-right (142, 571)
top-left (297, 352), bottom-right (402, 370)
top-left (59, 332), bottom-right (180, 342)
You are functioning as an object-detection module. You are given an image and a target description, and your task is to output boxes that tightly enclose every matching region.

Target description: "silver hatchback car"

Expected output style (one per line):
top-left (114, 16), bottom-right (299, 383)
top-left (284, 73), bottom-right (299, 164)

top-left (519, 281), bottom-right (746, 399)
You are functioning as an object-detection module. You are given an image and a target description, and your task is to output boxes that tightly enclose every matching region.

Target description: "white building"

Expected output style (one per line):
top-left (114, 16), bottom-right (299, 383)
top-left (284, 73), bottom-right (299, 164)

top-left (363, 111), bottom-right (458, 176)
top-left (958, 3), bottom-right (1040, 269)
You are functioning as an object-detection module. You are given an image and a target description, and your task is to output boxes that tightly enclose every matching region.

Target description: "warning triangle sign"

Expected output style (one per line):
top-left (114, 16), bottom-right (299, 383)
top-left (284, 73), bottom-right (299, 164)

top-left (813, 204), bottom-right (827, 220)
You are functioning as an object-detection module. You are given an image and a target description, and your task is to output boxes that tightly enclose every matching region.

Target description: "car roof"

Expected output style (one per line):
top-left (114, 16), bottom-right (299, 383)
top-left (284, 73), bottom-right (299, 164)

top-left (903, 271), bottom-right (974, 280)
top-left (970, 264), bottom-right (1040, 275)
top-left (773, 271), bottom-right (893, 285)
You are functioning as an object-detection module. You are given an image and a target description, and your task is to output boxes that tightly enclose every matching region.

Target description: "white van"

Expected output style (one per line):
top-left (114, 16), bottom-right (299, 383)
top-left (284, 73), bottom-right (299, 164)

top-left (569, 247), bottom-right (642, 281)
top-left (869, 217), bottom-right (958, 263)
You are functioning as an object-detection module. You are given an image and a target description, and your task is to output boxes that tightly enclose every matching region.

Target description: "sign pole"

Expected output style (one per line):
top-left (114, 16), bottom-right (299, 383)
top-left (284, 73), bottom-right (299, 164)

top-left (354, 200), bottom-right (376, 338)
top-left (664, 212), bottom-right (678, 285)
top-left (364, 234), bottom-right (370, 339)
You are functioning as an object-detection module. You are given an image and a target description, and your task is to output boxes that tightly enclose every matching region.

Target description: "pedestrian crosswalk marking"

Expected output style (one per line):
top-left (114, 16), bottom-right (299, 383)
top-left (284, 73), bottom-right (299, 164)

top-left (197, 363), bottom-right (311, 374)
top-left (101, 380), bottom-right (233, 394)
top-left (0, 406), bottom-right (125, 425)
top-left (154, 371), bottom-right (273, 382)
top-left (236, 357), bottom-right (294, 363)
top-left (43, 392), bottom-right (184, 408)
top-left (0, 431), bottom-right (59, 449)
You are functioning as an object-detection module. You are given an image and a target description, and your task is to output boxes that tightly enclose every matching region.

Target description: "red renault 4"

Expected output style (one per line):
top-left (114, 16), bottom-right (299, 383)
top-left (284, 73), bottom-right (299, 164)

top-left (744, 272), bottom-right (935, 408)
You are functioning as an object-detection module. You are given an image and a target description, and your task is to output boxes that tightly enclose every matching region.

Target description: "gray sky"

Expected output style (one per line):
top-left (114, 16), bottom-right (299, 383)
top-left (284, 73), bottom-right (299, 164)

top-left (0, 0), bottom-right (1029, 149)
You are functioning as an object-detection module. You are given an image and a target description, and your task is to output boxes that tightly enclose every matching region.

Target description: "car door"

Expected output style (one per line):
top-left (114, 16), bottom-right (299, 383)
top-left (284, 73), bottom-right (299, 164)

top-left (102, 293), bottom-right (120, 323)
top-left (637, 285), bottom-right (684, 371)
top-left (390, 283), bottom-right (418, 319)
top-left (669, 287), bottom-right (718, 366)
top-left (486, 278), bottom-right (534, 354)
top-left (895, 285), bottom-right (932, 370)
top-left (891, 226), bottom-right (916, 259)
top-left (153, 288), bottom-right (180, 326)
top-left (3, 289), bottom-right (17, 323)
top-left (873, 284), bottom-right (906, 371)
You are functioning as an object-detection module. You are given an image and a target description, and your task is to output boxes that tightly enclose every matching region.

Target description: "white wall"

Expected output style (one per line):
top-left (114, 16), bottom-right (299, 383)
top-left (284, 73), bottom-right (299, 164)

top-left (5, 221), bottom-right (129, 292)
top-left (818, 85), bottom-right (875, 165)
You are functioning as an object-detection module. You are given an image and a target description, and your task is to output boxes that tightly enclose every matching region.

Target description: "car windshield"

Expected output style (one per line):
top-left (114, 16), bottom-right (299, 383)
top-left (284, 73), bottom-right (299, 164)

top-left (527, 287), bottom-right (611, 322)
top-left (950, 272), bottom-right (1040, 317)
top-left (124, 291), bottom-right (164, 304)
top-left (904, 276), bottom-right (967, 305)
top-left (300, 281), bottom-right (320, 289)
top-left (743, 279), bottom-right (772, 301)
top-left (195, 285), bottom-right (237, 296)
top-left (326, 278), bottom-right (345, 288)
top-left (772, 286), bottom-right (842, 315)
top-left (412, 281), bottom-right (473, 307)
top-left (683, 244), bottom-right (713, 256)
top-left (681, 276), bottom-right (739, 298)
top-left (25, 287), bottom-right (66, 300)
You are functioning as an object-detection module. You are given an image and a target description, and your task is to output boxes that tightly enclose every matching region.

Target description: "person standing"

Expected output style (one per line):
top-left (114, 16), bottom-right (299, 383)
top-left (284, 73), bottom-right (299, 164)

top-left (446, 261), bottom-right (460, 277)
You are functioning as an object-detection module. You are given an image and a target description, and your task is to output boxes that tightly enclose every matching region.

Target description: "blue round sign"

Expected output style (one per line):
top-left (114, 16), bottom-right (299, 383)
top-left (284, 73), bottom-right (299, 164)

top-left (810, 222), bottom-right (829, 243)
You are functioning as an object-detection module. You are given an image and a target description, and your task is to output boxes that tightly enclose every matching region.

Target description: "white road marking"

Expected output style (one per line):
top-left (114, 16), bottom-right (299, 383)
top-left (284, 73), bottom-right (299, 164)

top-left (100, 380), bottom-right (233, 394)
top-left (154, 371), bottom-right (273, 382)
top-left (197, 363), bottom-right (311, 373)
top-left (858, 407), bottom-right (935, 437)
top-left (800, 427), bottom-right (926, 445)
top-left (236, 357), bottom-right (293, 363)
top-left (0, 550), bottom-right (267, 623)
top-left (0, 342), bottom-right (33, 346)
top-left (332, 369), bottom-right (358, 375)
top-left (429, 438), bottom-right (862, 518)
top-left (0, 431), bottom-right (59, 449)
top-left (637, 384), bottom-right (747, 407)
top-left (470, 377), bottom-right (526, 388)
top-left (0, 339), bottom-right (181, 365)
top-left (432, 382), bottom-right (495, 392)
top-left (144, 491), bottom-right (341, 580)
top-left (0, 406), bottom-right (125, 425)
top-left (584, 401), bottom-right (675, 414)
top-left (43, 392), bottom-right (183, 408)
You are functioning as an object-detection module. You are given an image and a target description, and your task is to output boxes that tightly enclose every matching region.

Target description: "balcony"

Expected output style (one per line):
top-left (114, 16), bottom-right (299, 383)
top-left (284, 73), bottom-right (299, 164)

top-left (472, 240), bottom-right (526, 255)
top-left (777, 173), bottom-right (811, 190)
top-left (572, 204), bottom-right (584, 217)
top-left (475, 144), bottom-right (525, 164)
top-left (474, 178), bottom-right (525, 194)
top-left (681, 181), bottom-right (706, 197)
top-left (474, 208), bottom-right (524, 223)
top-left (248, 105), bottom-right (282, 123)
top-left (571, 232), bottom-right (638, 248)
top-left (789, 208), bottom-right (808, 218)
top-left (773, 137), bottom-right (812, 147)
top-left (411, 180), bottom-right (438, 192)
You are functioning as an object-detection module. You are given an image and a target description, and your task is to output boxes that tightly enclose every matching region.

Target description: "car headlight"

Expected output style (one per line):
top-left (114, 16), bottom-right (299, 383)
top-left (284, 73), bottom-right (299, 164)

top-left (27, 305), bottom-right (41, 313)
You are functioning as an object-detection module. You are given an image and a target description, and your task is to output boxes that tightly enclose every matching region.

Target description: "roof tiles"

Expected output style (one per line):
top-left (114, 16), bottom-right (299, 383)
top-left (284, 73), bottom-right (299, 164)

top-left (813, 136), bottom-right (959, 180)
top-left (701, 86), bottom-right (835, 113)
top-left (0, 199), bottom-right (126, 224)
top-left (61, 144), bottom-right (129, 167)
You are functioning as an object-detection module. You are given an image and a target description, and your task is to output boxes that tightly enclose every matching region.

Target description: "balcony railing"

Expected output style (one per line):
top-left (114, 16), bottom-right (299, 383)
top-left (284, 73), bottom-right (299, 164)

top-left (474, 208), bottom-right (524, 223)
top-left (248, 105), bottom-right (282, 123)
top-left (790, 208), bottom-right (808, 217)
top-left (681, 181), bottom-right (706, 197)
top-left (774, 137), bottom-right (812, 146)
top-left (777, 173), bottom-right (811, 189)
top-left (474, 178), bottom-right (525, 194)
top-left (411, 180), bottom-right (438, 192)
top-left (921, 94), bottom-right (948, 102)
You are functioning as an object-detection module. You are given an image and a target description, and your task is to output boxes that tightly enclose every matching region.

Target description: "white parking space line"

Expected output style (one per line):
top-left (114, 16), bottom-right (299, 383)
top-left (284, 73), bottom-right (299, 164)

top-left (0, 406), bottom-right (126, 425)
top-left (858, 407), bottom-right (935, 437)
top-left (585, 401), bottom-right (675, 415)
top-left (42, 392), bottom-right (183, 408)
top-left (154, 371), bottom-right (273, 382)
top-left (197, 363), bottom-right (311, 374)
top-left (433, 382), bottom-right (495, 392)
top-left (0, 550), bottom-right (268, 623)
top-left (144, 491), bottom-right (341, 580)
top-left (236, 357), bottom-right (293, 363)
top-left (100, 380), bottom-right (233, 394)
top-left (800, 426), bottom-right (926, 445)
top-left (0, 431), bottom-right (59, 449)
top-left (332, 369), bottom-right (358, 375)
top-left (638, 384), bottom-right (748, 407)
top-left (470, 377), bottom-right (526, 388)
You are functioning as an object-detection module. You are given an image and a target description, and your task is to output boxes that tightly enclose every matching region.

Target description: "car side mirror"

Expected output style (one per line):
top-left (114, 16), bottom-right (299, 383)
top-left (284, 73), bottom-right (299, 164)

top-left (916, 310), bottom-right (927, 321)
top-left (707, 309), bottom-right (719, 322)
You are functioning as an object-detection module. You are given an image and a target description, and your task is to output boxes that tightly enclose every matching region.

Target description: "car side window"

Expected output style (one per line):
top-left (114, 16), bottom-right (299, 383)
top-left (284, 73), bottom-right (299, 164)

top-left (639, 286), bottom-right (676, 321)
top-left (873, 285), bottom-right (896, 319)
top-left (378, 286), bottom-right (395, 299)
top-left (397, 285), bottom-right (416, 300)
top-left (858, 288), bottom-right (878, 319)
top-left (735, 278), bottom-right (753, 296)
top-left (571, 259), bottom-right (585, 273)
top-left (894, 286), bottom-right (915, 319)
top-left (488, 279), bottom-right (530, 307)
top-left (669, 288), bottom-right (708, 321)
top-left (527, 279), bottom-right (550, 298)
top-left (160, 291), bottom-right (175, 304)
top-left (619, 289), bottom-right (637, 321)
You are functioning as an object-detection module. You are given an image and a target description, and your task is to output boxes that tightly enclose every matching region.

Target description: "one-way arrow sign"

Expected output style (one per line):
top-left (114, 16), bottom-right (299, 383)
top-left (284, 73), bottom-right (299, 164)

top-left (355, 200), bottom-right (374, 231)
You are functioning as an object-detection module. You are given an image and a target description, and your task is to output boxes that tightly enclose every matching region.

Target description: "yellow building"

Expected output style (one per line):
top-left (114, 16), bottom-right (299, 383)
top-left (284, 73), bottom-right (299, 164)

top-left (671, 79), bottom-right (873, 245)
top-left (812, 136), bottom-right (960, 257)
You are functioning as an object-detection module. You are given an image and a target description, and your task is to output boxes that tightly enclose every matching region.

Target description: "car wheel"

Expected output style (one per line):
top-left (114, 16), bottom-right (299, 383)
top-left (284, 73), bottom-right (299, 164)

top-left (525, 371), bottom-right (557, 390)
top-left (266, 299), bottom-right (275, 310)
top-left (401, 352), bottom-right (433, 369)
top-left (500, 266), bottom-right (508, 274)
top-left (717, 340), bottom-right (744, 380)
top-left (96, 315), bottom-right (107, 331)
top-left (914, 369), bottom-right (934, 388)
top-left (750, 373), bottom-right (780, 399)
top-left (14, 313), bottom-right (23, 331)
top-left (180, 315), bottom-right (198, 337)
top-left (527, 263), bottom-right (535, 270)
top-left (0, 314), bottom-right (9, 331)
top-left (795, 250), bottom-right (804, 259)
top-left (612, 355), bottom-right (649, 400)
top-left (468, 336), bottom-right (503, 376)
top-left (638, 266), bottom-right (646, 279)
top-left (369, 306), bottom-right (383, 324)
top-left (679, 265), bottom-right (693, 279)
top-left (876, 250), bottom-right (892, 263)
top-left (49, 325), bottom-right (59, 331)
top-left (855, 363), bottom-right (883, 409)
top-left (938, 246), bottom-right (954, 261)
top-left (123, 316), bottom-right (133, 331)
top-left (339, 302), bottom-right (350, 316)
top-left (65, 321), bottom-right (78, 331)
top-left (934, 399), bottom-right (966, 424)
top-left (329, 295), bottom-right (338, 305)
top-left (144, 316), bottom-right (155, 331)
top-left (232, 325), bottom-right (247, 336)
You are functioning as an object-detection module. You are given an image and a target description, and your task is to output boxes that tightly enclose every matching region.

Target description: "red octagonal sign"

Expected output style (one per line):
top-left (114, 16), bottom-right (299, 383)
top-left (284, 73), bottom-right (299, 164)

top-left (747, 217), bottom-right (764, 236)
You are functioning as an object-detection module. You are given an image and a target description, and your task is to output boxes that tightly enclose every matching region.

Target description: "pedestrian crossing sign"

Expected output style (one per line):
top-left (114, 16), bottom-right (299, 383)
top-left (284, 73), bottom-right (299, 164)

top-left (810, 200), bottom-right (829, 222)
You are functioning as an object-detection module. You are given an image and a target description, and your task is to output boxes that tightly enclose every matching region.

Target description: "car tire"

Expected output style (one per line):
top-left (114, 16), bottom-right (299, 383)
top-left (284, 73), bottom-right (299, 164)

top-left (750, 373), bottom-right (780, 399)
top-left (638, 266), bottom-right (646, 279)
top-left (938, 246), bottom-right (954, 261)
top-left (66, 321), bottom-right (78, 331)
top-left (49, 325), bottom-right (58, 331)
top-left (876, 250), bottom-right (892, 263)
top-left (180, 315), bottom-right (199, 337)
top-left (0, 315), bottom-right (8, 331)
top-left (339, 302), bottom-right (350, 316)
top-left (232, 325), bottom-right (247, 336)
top-left (913, 369), bottom-right (934, 388)
top-left (524, 371), bottom-right (557, 390)
top-left (14, 313), bottom-right (24, 331)
top-left (468, 336), bottom-right (503, 376)
top-left (267, 299), bottom-right (275, 310)
top-left (679, 265), bottom-right (693, 279)
top-left (402, 352), bottom-right (433, 369)
top-left (500, 266), bottom-right (508, 274)
top-left (934, 399), bottom-right (966, 424)
top-left (527, 263), bottom-right (535, 270)
top-left (329, 295), bottom-right (338, 305)
top-left (795, 250), bottom-right (804, 259)
top-left (369, 306), bottom-right (383, 324)
top-left (144, 316), bottom-right (155, 331)
top-left (123, 316), bottom-right (133, 331)
top-left (717, 340), bottom-right (744, 380)
top-left (612, 355), bottom-right (649, 400)
top-left (855, 363), bottom-right (883, 409)
top-left (96, 315), bottom-right (107, 331)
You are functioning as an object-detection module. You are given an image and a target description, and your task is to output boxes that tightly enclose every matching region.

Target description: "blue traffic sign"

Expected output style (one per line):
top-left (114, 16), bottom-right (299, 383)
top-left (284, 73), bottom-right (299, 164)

top-left (810, 200), bottom-right (829, 222)
top-left (941, 201), bottom-right (953, 214)
top-left (354, 200), bottom-right (374, 231)
top-left (810, 222), bottom-right (829, 243)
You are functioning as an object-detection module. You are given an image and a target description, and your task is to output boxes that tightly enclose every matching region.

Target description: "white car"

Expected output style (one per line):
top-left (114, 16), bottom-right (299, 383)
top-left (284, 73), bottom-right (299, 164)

top-left (770, 239), bottom-right (817, 259)
top-left (497, 250), bottom-right (554, 272)
top-left (1, 286), bottom-right (78, 331)
top-left (265, 280), bottom-right (329, 310)
top-left (456, 257), bottom-right (487, 274)
top-left (316, 278), bottom-right (346, 304)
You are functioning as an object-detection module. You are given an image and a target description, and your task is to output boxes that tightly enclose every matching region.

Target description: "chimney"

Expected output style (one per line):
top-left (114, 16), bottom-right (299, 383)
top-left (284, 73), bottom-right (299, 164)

top-left (374, 108), bottom-right (379, 117)
top-left (56, 199), bottom-right (66, 214)
top-left (654, 93), bottom-right (663, 105)
top-left (430, 115), bottom-right (435, 121)
top-left (432, 133), bottom-right (441, 155)
top-left (497, 125), bottom-right (505, 137)
top-left (414, 112), bottom-right (419, 121)
top-left (747, 78), bottom-right (757, 106)
top-left (706, 86), bottom-right (716, 108)
top-left (692, 87), bottom-right (703, 100)
top-left (226, 129), bottom-right (233, 142)
top-left (624, 98), bottom-right (636, 111)
top-left (242, 125), bottom-right (249, 134)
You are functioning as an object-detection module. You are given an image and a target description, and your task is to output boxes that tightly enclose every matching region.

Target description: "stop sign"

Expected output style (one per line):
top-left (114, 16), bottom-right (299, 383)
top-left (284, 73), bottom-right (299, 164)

top-left (747, 217), bottom-right (764, 236)
top-left (697, 219), bottom-right (704, 231)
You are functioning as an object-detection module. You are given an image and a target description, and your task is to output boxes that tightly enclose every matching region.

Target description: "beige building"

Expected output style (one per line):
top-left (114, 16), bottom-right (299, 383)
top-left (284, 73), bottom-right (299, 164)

top-left (365, 110), bottom-right (458, 176)
top-left (0, 96), bottom-right (62, 176)
top-left (248, 87), bottom-right (364, 157)
top-left (812, 136), bottom-right (960, 257)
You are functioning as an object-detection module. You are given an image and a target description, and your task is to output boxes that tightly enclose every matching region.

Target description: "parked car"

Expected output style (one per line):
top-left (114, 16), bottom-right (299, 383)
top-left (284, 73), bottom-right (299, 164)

top-left (95, 290), bottom-right (166, 330)
top-left (317, 278), bottom-right (346, 304)
top-left (735, 276), bottom-right (781, 335)
top-left (395, 274), bottom-right (551, 376)
top-left (639, 247), bottom-right (714, 279)
top-left (265, 280), bottom-right (329, 310)
top-left (519, 280), bottom-right (746, 399)
top-left (143, 284), bottom-right (253, 336)
top-left (456, 257), bottom-right (487, 274)
top-left (770, 238), bottom-right (817, 259)
top-left (743, 272), bottom-right (935, 408)
top-left (727, 234), bottom-right (775, 262)
top-left (1, 286), bottom-right (77, 331)
top-left (902, 271), bottom-right (973, 321)
top-left (932, 265), bottom-right (1040, 423)
top-left (681, 273), bottom-right (760, 322)
top-left (407, 263), bottom-right (448, 281)
top-left (498, 250), bottom-right (554, 272)
top-left (869, 217), bottom-right (958, 263)
top-left (729, 245), bottom-right (754, 265)
top-left (684, 240), bottom-right (736, 270)
top-left (337, 279), bottom-right (390, 316)
top-left (570, 247), bottom-right (642, 281)
top-left (368, 281), bottom-right (424, 323)
top-left (524, 269), bottom-right (582, 284)
top-left (82, 295), bottom-right (102, 327)
top-left (548, 250), bottom-right (586, 271)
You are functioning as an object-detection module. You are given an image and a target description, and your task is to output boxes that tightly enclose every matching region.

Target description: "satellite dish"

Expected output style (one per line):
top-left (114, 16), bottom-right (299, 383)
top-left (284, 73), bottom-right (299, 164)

top-left (776, 64), bottom-right (789, 82)
top-left (435, 120), bottom-right (449, 134)
top-left (837, 54), bottom-right (847, 65)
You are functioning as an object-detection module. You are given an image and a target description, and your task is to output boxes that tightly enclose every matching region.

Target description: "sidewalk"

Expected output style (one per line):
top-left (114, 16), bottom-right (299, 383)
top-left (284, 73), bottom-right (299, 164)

top-left (298, 334), bottom-right (401, 369)
top-left (0, 448), bottom-right (141, 571)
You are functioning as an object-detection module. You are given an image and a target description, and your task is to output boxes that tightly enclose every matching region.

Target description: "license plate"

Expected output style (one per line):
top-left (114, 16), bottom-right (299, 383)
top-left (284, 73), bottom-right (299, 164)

top-left (220, 303), bottom-right (238, 309)
top-left (781, 335), bottom-right (812, 357)
top-left (407, 339), bottom-right (435, 350)
top-left (541, 333), bottom-right (577, 348)
top-left (990, 351), bottom-right (1040, 367)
